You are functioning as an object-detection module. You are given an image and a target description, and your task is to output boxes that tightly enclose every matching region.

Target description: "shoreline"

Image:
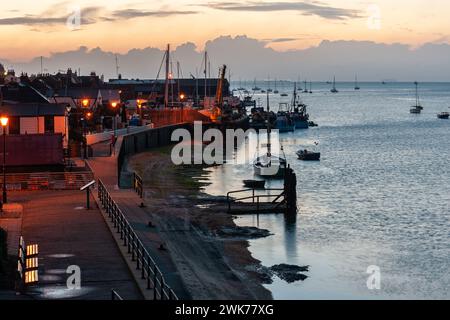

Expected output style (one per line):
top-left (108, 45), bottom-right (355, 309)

top-left (126, 146), bottom-right (273, 300)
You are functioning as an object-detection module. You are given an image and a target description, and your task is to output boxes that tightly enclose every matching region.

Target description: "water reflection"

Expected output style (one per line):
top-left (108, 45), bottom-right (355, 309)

top-left (204, 83), bottom-right (450, 299)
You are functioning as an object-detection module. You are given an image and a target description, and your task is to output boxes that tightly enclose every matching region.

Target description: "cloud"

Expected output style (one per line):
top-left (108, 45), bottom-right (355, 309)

top-left (0, 6), bottom-right (198, 28)
top-left (201, 1), bottom-right (362, 20)
top-left (0, 6), bottom-right (102, 26)
top-left (110, 9), bottom-right (198, 19)
top-left (266, 37), bottom-right (299, 43)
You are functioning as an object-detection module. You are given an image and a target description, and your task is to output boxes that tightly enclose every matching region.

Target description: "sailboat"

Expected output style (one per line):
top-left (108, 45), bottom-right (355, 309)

top-left (331, 76), bottom-right (338, 93)
top-left (254, 92), bottom-right (287, 178)
top-left (309, 81), bottom-right (313, 94)
top-left (274, 78), bottom-right (279, 94)
top-left (267, 76), bottom-right (273, 93)
top-left (252, 78), bottom-right (261, 91)
top-left (410, 81), bottom-right (423, 114)
top-left (303, 80), bottom-right (308, 93)
top-left (354, 75), bottom-right (360, 90)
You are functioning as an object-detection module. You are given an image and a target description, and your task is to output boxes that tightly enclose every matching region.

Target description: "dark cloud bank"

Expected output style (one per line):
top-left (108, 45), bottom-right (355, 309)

top-left (2, 36), bottom-right (450, 81)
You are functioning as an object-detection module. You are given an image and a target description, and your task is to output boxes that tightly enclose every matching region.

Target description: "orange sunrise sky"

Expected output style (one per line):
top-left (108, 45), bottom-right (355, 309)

top-left (1, 0), bottom-right (449, 61)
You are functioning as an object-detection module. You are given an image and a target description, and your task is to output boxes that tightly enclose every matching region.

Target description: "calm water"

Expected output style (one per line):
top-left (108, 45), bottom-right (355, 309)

top-left (203, 82), bottom-right (450, 299)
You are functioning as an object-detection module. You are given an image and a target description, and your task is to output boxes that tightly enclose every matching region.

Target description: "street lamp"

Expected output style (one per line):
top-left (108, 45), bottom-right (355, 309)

top-left (1, 116), bottom-right (9, 204)
top-left (65, 105), bottom-right (72, 168)
top-left (111, 102), bottom-right (118, 138)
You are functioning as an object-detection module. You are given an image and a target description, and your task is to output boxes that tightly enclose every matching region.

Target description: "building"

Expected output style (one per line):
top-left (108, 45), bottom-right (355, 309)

top-left (0, 82), bottom-right (69, 169)
top-left (106, 78), bottom-right (230, 102)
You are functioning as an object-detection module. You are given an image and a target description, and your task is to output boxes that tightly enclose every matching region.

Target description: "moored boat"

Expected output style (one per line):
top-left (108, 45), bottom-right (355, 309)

top-left (254, 92), bottom-right (288, 178)
top-left (437, 112), bottom-right (449, 119)
top-left (275, 103), bottom-right (295, 132)
top-left (297, 150), bottom-right (321, 161)
top-left (331, 76), bottom-right (338, 93)
top-left (289, 83), bottom-right (309, 129)
top-left (410, 81), bottom-right (423, 112)
top-left (243, 180), bottom-right (266, 189)
top-left (410, 107), bottom-right (421, 114)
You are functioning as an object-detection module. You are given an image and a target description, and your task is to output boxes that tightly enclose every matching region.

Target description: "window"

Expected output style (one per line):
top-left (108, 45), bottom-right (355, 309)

top-left (9, 116), bottom-right (20, 135)
top-left (44, 116), bottom-right (54, 133)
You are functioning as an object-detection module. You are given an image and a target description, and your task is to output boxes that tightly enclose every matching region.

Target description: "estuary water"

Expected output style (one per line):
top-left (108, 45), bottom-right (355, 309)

top-left (203, 82), bottom-right (450, 299)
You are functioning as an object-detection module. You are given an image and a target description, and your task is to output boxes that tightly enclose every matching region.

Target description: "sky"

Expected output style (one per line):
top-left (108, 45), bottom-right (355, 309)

top-left (1, 0), bottom-right (450, 61)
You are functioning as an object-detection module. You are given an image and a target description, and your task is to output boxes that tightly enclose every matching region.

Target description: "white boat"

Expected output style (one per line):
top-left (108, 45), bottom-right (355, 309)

top-left (254, 92), bottom-right (287, 178)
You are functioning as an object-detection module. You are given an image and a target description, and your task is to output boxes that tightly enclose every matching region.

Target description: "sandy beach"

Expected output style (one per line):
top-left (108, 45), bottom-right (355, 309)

top-left (126, 147), bottom-right (273, 300)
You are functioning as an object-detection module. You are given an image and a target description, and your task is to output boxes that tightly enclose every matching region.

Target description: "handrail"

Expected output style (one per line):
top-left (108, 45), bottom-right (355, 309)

top-left (98, 179), bottom-right (178, 300)
top-left (226, 188), bottom-right (286, 213)
top-left (111, 289), bottom-right (124, 300)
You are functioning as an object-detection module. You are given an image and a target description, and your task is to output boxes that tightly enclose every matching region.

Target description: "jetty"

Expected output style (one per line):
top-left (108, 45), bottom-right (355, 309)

top-left (225, 167), bottom-right (297, 215)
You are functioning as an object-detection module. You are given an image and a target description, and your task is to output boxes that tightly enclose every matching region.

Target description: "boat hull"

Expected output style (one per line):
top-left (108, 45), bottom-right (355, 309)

top-left (297, 151), bottom-right (321, 161)
top-left (294, 120), bottom-right (309, 129)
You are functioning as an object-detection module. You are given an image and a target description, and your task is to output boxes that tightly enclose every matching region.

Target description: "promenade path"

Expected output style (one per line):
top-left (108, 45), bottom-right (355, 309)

top-left (87, 155), bottom-right (191, 299)
top-left (9, 190), bottom-right (142, 300)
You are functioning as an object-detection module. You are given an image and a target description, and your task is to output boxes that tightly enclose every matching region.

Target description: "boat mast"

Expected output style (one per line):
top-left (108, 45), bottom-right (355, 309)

top-left (164, 44), bottom-right (170, 109)
top-left (115, 55), bottom-right (120, 79)
top-left (266, 91), bottom-right (271, 158)
top-left (204, 51), bottom-right (208, 104)
top-left (415, 81), bottom-right (420, 106)
top-left (292, 82), bottom-right (297, 109)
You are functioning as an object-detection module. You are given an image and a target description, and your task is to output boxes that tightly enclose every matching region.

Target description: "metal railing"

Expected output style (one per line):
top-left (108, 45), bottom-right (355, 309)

top-left (133, 172), bottom-right (143, 198)
top-left (98, 179), bottom-right (178, 300)
top-left (111, 289), bottom-right (124, 300)
top-left (227, 188), bottom-right (285, 212)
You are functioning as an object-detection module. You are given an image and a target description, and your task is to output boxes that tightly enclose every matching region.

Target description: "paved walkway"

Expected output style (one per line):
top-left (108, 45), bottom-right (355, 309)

top-left (10, 190), bottom-right (142, 300)
top-left (87, 156), bottom-right (191, 299)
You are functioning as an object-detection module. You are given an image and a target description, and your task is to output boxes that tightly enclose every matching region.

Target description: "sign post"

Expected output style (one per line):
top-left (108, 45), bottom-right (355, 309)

top-left (80, 180), bottom-right (96, 210)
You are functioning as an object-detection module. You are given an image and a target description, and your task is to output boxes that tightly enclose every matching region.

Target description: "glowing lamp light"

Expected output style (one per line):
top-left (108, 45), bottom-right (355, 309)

top-left (82, 99), bottom-right (89, 107)
top-left (168, 73), bottom-right (173, 79)
top-left (86, 112), bottom-right (92, 119)
top-left (0, 117), bottom-right (8, 127)
top-left (180, 94), bottom-right (185, 100)
top-left (111, 102), bottom-right (118, 108)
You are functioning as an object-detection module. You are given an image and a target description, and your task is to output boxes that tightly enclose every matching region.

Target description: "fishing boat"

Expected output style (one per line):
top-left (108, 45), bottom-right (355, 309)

top-left (243, 180), bottom-right (266, 189)
top-left (297, 149), bottom-right (321, 161)
top-left (242, 95), bottom-right (256, 108)
top-left (254, 92), bottom-right (287, 178)
top-left (354, 75), bottom-right (360, 90)
top-left (331, 76), bottom-right (338, 93)
top-left (289, 83), bottom-right (309, 129)
top-left (437, 112), bottom-right (449, 119)
top-left (275, 103), bottom-right (295, 132)
top-left (411, 81), bottom-right (423, 111)
top-left (249, 99), bottom-right (276, 130)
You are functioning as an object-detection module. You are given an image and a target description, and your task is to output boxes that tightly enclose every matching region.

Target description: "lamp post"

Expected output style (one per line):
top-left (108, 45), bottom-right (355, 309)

top-left (1, 116), bottom-right (9, 204)
top-left (111, 102), bottom-right (118, 137)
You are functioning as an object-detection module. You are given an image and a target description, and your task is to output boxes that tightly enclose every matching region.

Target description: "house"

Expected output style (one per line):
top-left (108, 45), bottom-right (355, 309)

top-left (0, 101), bottom-right (69, 148)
